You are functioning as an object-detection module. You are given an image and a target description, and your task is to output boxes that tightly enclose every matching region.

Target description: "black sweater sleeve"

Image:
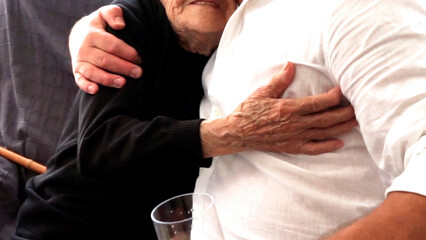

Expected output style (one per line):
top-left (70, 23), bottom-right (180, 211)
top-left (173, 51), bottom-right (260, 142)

top-left (72, 0), bottom-right (211, 178)
top-left (12, 2), bottom-right (210, 239)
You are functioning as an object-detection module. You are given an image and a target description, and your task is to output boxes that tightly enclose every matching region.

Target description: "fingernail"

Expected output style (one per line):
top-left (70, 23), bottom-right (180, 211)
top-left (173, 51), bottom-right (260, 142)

top-left (113, 78), bottom-right (123, 88)
top-left (284, 61), bottom-right (290, 71)
top-left (130, 68), bottom-right (142, 78)
top-left (87, 85), bottom-right (95, 94)
top-left (115, 17), bottom-right (125, 26)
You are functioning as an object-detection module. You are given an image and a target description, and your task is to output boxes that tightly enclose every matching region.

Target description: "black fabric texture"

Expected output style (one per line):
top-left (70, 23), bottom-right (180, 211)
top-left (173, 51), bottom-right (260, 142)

top-left (0, 0), bottom-right (111, 238)
top-left (12, 0), bottom-right (211, 239)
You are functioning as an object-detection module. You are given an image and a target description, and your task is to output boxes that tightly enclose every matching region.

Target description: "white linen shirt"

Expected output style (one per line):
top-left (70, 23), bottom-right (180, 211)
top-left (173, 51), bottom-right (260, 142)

top-left (195, 0), bottom-right (426, 239)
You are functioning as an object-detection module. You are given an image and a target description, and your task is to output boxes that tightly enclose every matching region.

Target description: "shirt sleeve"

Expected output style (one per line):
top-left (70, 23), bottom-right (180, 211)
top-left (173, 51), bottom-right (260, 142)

top-left (326, 0), bottom-right (426, 196)
top-left (72, 0), bottom-right (209, 178)
top-left (75, 87), bottom-right (206, 178)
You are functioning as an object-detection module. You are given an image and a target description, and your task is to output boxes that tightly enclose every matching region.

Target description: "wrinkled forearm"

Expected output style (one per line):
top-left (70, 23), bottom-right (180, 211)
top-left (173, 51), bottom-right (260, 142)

top-left (200, 118), bottom-right (244, 158)
top-left (323, 191), bottom-right (426, 240)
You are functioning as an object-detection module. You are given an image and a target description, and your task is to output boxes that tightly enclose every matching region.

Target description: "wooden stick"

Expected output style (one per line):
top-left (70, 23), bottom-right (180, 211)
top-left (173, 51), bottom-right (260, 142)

top-left (0, 146), bottom-right (47, 174)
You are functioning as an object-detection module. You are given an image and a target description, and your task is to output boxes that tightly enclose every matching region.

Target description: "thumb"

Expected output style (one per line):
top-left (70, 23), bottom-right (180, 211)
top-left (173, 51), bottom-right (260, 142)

top-left (98, 5), bottom-right (125, 30)
top-left (252, 61), bottom-right (295, 99)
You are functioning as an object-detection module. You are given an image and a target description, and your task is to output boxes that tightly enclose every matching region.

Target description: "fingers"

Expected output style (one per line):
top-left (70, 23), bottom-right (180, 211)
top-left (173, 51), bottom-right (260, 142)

top-left (75, 72), bottom-right (99, 95)
top-left (272, 118), bottom-right (356, 154)
top-left (98, 5), bottom-right (125, 30)
top-left (302, 105), bottom-right (356, 128)
top-left (252, 61), bottom-right (295, 99)
top-left (284, 117), bottom-right (357, 154)
top-left (262, 117), bottom-right (357, 154)
top-left (96, 5), bottom-right (142, 64)
top-left (74, 62), bottom-right (127, 94)
top-left (296, 116), bottom-right (356, 155)
top-left (69, 5), bottom-right (142, 94)
top-left (298, 139), bottom-right (344, 155)
top-left (95, 5), bottom-right (142, 64)
top-left (224, 60), bottom-right (358, 156)
top-left (71, 33), bottom-right (142, 93)
top-left (252, 62), bottom-right (343, 115)
top-left (292, 86), bottom-right (343, 114)
top-left (90, 32), bottom-right (142, 65)
top-left (303, 117), bottom-right (358, 140)
top-left (81, 6), bottom-right (141, 66)
top-left (77, 43), bottom-right (142, 79)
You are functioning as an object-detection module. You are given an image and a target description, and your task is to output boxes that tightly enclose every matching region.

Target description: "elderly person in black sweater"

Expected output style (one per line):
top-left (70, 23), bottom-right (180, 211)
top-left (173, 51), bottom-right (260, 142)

top-left (13, 0), bottom-right (356, 239)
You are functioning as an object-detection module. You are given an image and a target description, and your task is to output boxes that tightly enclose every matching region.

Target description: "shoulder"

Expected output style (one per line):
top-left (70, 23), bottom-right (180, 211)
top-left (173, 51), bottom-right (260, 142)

top-left (107, 0), bottom-right (173, 63)
top-left (110, 0), bottom-right (168, 32)
top-left (325, 0), bottom-right (426, 69)
top-left (327, 0), bottom-right (426, 35)
top-left (111, 0), bottom-right (165, 20)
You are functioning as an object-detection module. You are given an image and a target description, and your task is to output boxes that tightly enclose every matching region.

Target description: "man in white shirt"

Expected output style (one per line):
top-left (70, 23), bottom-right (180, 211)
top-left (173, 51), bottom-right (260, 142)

top-left (195, 0), bottom-right (426, 239)
top-left (69, 0), bottom-right (426, 239)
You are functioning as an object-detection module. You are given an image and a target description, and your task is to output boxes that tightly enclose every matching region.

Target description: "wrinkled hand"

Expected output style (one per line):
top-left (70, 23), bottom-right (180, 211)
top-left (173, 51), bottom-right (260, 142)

top-left (69, 5), bottom-right (142, 94)
top-left (200, 62), bottom-right (358, 157)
